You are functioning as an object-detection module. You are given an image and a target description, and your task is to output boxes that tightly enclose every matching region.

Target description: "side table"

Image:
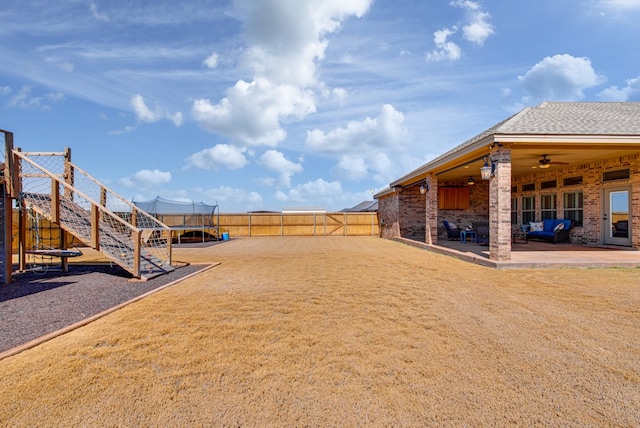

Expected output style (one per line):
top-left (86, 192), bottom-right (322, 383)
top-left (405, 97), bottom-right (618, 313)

top-left (512, 231), bottom-right (528, 243)
top-left (461, 230), bottom-right (476, 243)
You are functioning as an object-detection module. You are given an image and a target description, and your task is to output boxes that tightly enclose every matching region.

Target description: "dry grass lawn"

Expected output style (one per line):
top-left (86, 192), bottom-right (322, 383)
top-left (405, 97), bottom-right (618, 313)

top-left (1, 237), bottom-right (639, 426)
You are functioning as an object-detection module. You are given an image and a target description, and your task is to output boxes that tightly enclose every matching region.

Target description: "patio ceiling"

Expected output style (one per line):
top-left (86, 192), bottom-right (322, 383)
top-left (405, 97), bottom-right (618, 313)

top-left (434, 144), bottom-right (640, 183)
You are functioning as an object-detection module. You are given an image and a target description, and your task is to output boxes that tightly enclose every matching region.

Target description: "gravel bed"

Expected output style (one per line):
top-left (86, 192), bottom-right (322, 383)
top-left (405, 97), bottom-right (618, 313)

top-left (0, 263), bottom-right (207, 353)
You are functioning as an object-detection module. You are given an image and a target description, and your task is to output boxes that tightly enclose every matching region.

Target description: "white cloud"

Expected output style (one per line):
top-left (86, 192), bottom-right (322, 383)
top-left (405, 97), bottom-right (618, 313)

top-left (119, 169), bottom-right (171, 189)
top-left (599, 0), bottom-right (640, 10)
top-left (427, 1), bottom-right (494, 61)
top-left (203, 52), bottom-right (219, 69)
top-left (108, 125), bottom-right (137, 136)
top-left (335, 156), bottom-right (368, 181)
top-left (192, 0), bottom-right (372, 147)
top-left (185, 144), bottom-right (249, 171)
top-left (131, 94), bottom-right (184, 126)
top-left (89, 2), bottom-right (109, 21)
top-left (236, 0), bottom-right (372, 87)
top-left (192, 78), bottom-right (316, 146)
top-left (461, 10), bottom-right (494, 45)
top-left (451, 1), bottom-right (495, 45)
top-left (6, 86), bottom-right (64, 110)
top-left (369, 153), bottom-right (397, 184)
top-left (426, 28), bottom-right (461, 62)
top-left (598, 75), bottom-right (640, 101)
top-left (257, 149), bottom-right (303, 187)
top-left (275, 178), bottom-right (343, 205)
top-left (274, 178), bottom-right (374, 210)
top-left (131, 94), bottom-right (156, 122)
top-left (204, 185), bottom-right (263, 209)
top-left (518, 54), bottom-right (606, 101)
top-left (45, 57), bottom-right (74, 72)
top-left (307, 105), bottom-right (408, 184)
top-left (306, 104), bottom-right (408, 155)
top-left (47, 92), bottom-right (65, 102)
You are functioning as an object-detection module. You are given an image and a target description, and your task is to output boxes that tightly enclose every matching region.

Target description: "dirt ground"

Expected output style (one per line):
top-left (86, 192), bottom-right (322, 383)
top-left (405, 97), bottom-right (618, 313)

top-left (0, 237), bottom-right (638, 426)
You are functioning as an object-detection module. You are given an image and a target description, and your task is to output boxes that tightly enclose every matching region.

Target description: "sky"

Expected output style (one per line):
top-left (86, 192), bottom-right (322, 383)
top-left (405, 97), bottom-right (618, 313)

top-left (1, 0), bottom-right (640, 213)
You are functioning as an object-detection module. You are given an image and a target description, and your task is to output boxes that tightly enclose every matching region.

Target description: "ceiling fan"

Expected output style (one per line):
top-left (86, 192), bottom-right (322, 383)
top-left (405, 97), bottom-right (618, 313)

top-left (535, 154), bottom-right (569, 169)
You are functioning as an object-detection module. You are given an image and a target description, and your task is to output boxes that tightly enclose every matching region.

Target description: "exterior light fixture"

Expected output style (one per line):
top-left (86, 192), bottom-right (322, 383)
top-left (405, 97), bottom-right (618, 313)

top-left (420, 184), bottom-right (428, 195)
top-left (538, 163), bottom-right (550, 169)
top-left (480, 157), bottom-right (493, 180)
top-left (467, 176), bottom-right (476, 186)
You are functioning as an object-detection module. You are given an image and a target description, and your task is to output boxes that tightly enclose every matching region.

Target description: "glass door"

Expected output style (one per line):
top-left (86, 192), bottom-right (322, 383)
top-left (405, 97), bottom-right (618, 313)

top-left (603, 188), bottom-right (631, 246)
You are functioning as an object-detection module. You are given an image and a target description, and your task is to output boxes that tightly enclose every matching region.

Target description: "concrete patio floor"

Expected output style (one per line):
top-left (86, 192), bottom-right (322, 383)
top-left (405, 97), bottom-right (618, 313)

top-left (395, 236), bottom-right (640, 269)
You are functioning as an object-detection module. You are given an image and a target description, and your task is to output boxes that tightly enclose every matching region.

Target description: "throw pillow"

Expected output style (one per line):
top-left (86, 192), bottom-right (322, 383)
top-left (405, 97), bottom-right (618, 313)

top-left (553, 222), bottom-right (565, 232)
top-left (529, 221), bottom-right (543, 232)
top-left (448, 222), bottom-right (457, 229)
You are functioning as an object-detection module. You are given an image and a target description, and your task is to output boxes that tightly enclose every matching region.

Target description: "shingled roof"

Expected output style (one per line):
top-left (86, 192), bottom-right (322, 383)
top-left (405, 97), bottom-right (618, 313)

top-left (382, 102), bottom-right (640, 191)
top-left (435, 102), bottom-right (640, 165)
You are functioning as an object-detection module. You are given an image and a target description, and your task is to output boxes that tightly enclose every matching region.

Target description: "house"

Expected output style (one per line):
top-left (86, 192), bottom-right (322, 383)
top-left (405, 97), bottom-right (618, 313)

top-left (374, 102), bottom-right (640, 262)
top-left (342, 200), bottom-right (379, 212)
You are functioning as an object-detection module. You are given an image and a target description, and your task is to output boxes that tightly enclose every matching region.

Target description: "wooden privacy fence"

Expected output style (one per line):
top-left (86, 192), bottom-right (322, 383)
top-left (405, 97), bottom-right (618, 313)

top-left (219, 212), bottom-right (379, 237)
top-left (12, 211), bottom-right (380, 246)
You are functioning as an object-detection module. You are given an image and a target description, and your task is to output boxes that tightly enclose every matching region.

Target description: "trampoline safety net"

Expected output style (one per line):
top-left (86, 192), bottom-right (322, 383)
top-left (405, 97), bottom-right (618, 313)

top-left (133, 196), bottom-right (220, 242)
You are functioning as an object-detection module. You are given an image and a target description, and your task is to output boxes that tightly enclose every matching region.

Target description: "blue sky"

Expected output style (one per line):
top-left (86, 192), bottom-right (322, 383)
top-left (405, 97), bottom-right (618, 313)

top-left (1, 0), bottom-right (640, 212)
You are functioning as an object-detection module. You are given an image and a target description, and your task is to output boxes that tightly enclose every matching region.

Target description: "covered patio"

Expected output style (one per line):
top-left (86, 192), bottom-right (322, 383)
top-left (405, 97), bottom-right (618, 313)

top-left (375, 102), bottom-right (640, 266)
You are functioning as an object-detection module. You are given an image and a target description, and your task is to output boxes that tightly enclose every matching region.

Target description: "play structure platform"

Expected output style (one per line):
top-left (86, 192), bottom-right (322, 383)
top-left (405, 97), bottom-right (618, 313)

top-left (0, 129), bottom-right (174, 282)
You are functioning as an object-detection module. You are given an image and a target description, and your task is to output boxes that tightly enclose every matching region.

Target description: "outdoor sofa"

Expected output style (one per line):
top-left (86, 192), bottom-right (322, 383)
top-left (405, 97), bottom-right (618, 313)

top-left (443, 220), bottom-right (461, 240)
top-left (526, 219), bottom-right (573, 244)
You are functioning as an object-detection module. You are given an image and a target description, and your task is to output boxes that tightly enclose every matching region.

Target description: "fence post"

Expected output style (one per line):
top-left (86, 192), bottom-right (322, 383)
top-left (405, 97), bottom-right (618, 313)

top-left (133, 229), bottom-right (141, 278)
top-left (51, 178), bottom-right (60, 223)
top-left (91, 204), bottom-right (100, 250)
top-left (344, 213), bottom-right (347, 236)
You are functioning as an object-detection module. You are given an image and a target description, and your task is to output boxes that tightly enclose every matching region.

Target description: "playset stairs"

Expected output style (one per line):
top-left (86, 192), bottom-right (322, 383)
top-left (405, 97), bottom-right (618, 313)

top-left (11, 150), bottom-right (173, 280)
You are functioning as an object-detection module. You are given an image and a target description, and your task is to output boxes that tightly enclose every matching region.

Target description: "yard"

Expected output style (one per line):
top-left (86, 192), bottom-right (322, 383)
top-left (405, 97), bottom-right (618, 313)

top-left (1, 237), bottom-right (639, 426)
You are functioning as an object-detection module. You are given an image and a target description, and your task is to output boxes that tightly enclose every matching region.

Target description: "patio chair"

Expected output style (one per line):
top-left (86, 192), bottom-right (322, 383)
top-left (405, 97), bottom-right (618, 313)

top-left (472, 220), bottom-right (490, 245)
top-left (443, 220), bottom-right (461, 240)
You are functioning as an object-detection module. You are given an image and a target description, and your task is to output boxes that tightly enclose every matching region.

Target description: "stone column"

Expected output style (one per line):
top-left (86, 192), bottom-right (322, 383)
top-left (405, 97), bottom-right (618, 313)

top-left (425, 175), bottom-right (438, 245)
top-left (489, 147), bottom-right (512, 261)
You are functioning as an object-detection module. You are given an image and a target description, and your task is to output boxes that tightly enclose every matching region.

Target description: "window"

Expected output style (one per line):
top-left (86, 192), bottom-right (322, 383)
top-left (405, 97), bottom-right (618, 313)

top-left (563, 176), bottom-right (583, 186)
top-left (564, 192), bottom-right (583, 227)
top-left (541, 180), bottom-right (557, 189)
top-left (603, 169), bottom-right (630, 182)
top-left (511, 197), bottom-right (518, 225)
top-left (522, 183), bottom-right (535, 192)
top-left (541, 194), bottom-right (557, 220)
top-left (522, 195), bottom-right (535, 224)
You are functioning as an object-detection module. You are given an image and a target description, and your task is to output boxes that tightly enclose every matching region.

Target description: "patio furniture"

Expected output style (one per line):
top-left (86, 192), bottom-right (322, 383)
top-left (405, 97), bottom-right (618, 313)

top-left (512, 230), bottom-right (528, 243)
top-left (443, 220), bottom-right (461, 240)
top-left (472, 220), bottom-right (489, 245)
top-left (527, 219), bottom-right (573, 243)
top-left (460, 230), bottom-right (476, 243)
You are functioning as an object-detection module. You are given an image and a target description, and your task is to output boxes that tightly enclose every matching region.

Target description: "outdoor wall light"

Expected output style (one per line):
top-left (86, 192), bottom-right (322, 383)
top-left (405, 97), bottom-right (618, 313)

top-left (467, 176), bottom-right (476, 186)
top-left (480, 156), bottom-right (495, 180)
top-left (420, 184), bottom-right (428, 195)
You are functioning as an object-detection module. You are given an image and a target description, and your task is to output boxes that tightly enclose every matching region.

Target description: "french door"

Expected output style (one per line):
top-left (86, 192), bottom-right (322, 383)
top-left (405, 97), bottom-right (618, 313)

top-left (603, 187), bottom-right (631, 246)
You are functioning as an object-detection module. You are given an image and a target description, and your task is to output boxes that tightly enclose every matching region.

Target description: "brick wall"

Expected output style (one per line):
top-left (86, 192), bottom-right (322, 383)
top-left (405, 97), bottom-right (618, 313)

top-left (399, 185), bottom-right (426, 241)
top-left (511, 153), bottom-right (640, 249)
top-left (376, 184), bottom-right (426, 241)
top-left (379, 152), bottom-right (640, 250)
